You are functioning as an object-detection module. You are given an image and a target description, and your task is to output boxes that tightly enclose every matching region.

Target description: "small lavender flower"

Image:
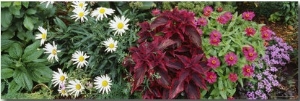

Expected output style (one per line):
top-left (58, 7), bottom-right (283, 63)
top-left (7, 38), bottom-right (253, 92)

top-left (261, 93), bottom-right (267, 99)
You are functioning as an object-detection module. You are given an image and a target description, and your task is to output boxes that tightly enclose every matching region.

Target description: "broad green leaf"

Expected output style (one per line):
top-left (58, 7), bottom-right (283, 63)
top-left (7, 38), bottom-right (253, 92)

top-left (1, 2), bottom-right (11, 8)
top-left (8, 80), bottom-right (22, 93)
top-left (218, 78), bottom-right (223, 90)
top-left (1, 30), bottom-right (15, 40)
top-left (1, 9), bottom-right (12, 28)
top-left (1, 68), bottom-right (14, 79)
top-left (13, 70), bottom-right (33, 90)
top-left (9, 4), bottom-right (20, 15)
top-left (22, 41), bottom-right (44, 62)
top-left (13, 1), bottom-right (21, 6)
top-left (1, 82), bottom-right (5, 93)
top-left (1, 55), bottom-right (13, 68)
top-left (28, 63), bottom-right (52, 83)
top-left (22, 2), bottom-right (29, 8)
top-left (238, 77), bottom-right (243, 87)
top-left (1, 40), bottom-right (15, 51)
top-left (23, 16), bottom-right (34, 31)
top-left (8, 43), bottom-right (23, 59)
top-left (220, 90), bottom-right (227, 99)
top-left (54, 17), bottom-right (67, 31)
top-left (26, 8), bottom-right (37, 15)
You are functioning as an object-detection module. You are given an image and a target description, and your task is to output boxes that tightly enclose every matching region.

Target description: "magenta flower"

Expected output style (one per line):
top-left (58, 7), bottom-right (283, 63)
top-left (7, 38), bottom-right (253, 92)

top-left (242, 45), bottom-right (255, 54)
top-left (242, 65), bottom-right (254, 77)
top-left (217, 15), bottom-right (228, 24)
top-left (245, 27), bottom-right (256, 36)
top-left (209, 30), bottom-right (222, 39)
top-left (261, 30), bottom-right (273, 40)
top-left (206, 71), bottom-right (217, 84)
top-left (217, 7), bottom-right (223, 12)
top-left (207, 56), bottom-right (220, 69)
top-left (151, 8), bottom-right (161, 16)
top-left (223, 12), bottom-right (233, 20)
top-left (203, 6), bottom-right (213, 16)
top-left (229, 73), bottom-right (238, 82)
top-left (197, 17), bottom-right (207, 26)
top-left (242, 11), bottom-right (255, 21)
top-left (209, 37), bottom-right (221, 46)
top-left (224, 52), bottom-right (238, 66)
top-left (245, 51), bottom-right (258, 62)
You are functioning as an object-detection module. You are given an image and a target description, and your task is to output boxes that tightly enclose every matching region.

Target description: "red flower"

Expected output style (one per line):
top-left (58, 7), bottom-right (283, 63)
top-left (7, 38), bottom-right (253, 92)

top-left (242, 11), bottom-right (255, 21)
top-left (261, 30), bottom-right (273, 40)
top-left (245, 27), bottom-right (256, 36)
top-left (151, 8), bottom-right (161, 16)
top-left (209, 30), bottom-right (222, 39)
top-left (206, 71), bottom-right (217, 84)
top-left (228, 96), bottom-right (235, 100)
top-left (245, 51), bottom-right (257, 62)
top-left (224, 52), bottom-right (238, 66)
top-left (196, 17), bottom-right (207, 26)
top-left (242, 65), bottom-right (254, 77)
top-left (203, 6), bottom-right (213, 16)
top-left (217, 7), bottom-right (223, 12)
top-left (209, 37), bottom-right (221, 46)
top-left (228, 73), bottom-right (238, 82)
top-left (207, 56), bottom-right (220, 69)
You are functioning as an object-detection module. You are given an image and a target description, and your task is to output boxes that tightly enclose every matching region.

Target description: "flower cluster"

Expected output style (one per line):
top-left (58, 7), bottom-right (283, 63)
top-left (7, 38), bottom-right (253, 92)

top-left (217, 12), bottom-right (232, 24)
top-left (242, 45), bottom-right (258, 62)
top-left (52, 68), bottom-right (112, 98)
top-left (203, 6), bottom-right (213, 16)
top-left (209, 30), bottom-right (222, 46)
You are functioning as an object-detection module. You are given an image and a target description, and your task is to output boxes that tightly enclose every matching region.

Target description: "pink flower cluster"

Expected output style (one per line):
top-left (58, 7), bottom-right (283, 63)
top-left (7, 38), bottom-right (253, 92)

top-left (242, 45), bottom-right (258, 62)
top-left (217, 12), bottom-right (232, 24)
top-left (260, 26), bottom-right (274, 40)
top-left (209, 30), bottom-right (222, 46)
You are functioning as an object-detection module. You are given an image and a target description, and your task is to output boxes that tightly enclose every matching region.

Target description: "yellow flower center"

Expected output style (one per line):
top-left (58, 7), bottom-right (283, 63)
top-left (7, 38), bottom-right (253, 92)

top-left (246, 68), bottom-right (250, 73)
top-left (245, 14), bottom-right (249, 18)
top-left (249, 52), bottom-right (253, 56)
top-left (61, 89), bottom-right (66, 94)
top-left (52, 49), bottom-right (57, 55)
top-left (213, 39), bottom-right (217, 42)
top-left (102, 80), bottom-right (108, 87)
top-left (79, 3), bottom-right (84, 8)
top-left (211, 60), bottom-right (216, 64)
top-left (75, 84), bottom-right (81, 90)
top-left (42, 33), bottom-right (47, 39)
top-left (229, 56), bottom-right (233, 60)
top-left (109, 43), bottom-right (115, 48)
top-left (60, 75), bottom-right (65, 81)
top-left (78, 56), bottom-right (84, 62)
top-left (78, 12), bottom-right (84, 17)
top-left (264, 33), bottom-right (268, 37)
top-left (117, 23), bottom-right (124, 29)
top-left (209, 75), bottom-right (213, 79)
top-left (99, 8), bottom-right (106, 14)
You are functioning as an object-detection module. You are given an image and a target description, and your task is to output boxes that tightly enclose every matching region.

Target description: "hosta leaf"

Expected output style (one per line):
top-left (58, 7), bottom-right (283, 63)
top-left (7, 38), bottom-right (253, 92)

top-left (8, 43), bottom-right (23, 59)
top-left (150, 16), bottom-right (168, 29)
top-left (185, 83), bottom-right (200, 99)
top-left (1, 68), bottom-right (14, 79)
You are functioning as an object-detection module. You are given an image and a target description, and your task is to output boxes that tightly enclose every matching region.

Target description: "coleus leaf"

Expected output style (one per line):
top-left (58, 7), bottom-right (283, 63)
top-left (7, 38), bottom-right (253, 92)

top-left (158, 38), bottom-right (176, 50)
top-left (186, 25), bottom-right (202, 47)
top-left (185, 82), bottom-right (200, 99)
top-left (169, 78), bottom-right (185, 99)
top-left (131, 66), bottom-right (147, 94)
top-left (150, 16), bottom-right (169, 29)
top-left (165, 58), bottom-right (183, 70)
top-left (191, 73), bottom-right (207, 90)
top-left (156, 68), bottom-right (171, 89)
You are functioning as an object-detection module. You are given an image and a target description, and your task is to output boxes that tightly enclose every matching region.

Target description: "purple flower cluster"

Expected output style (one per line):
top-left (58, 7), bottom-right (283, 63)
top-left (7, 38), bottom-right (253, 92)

top-left (262, 36), bottom-right (293, 66)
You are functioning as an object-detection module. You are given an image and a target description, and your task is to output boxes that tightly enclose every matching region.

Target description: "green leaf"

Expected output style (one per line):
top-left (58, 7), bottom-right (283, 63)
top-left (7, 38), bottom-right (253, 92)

top-left (1, 68), bottom-right (14, 79)
top-left (238, 77), bottom-right (243, 87)
top-left (1, 30), bottom-right (15, 40)
top-left (220, 90), bottom-right (227, 99)
top-left (22, 41), bottom-right (44, 62)
top-left (1, 9), bottom-right (13, 28)
top-left (218, 78), bottom-right (223, 90)
top-left (28, 63), bottom-right (52, 83)
top-left (9, 4), bottom-right (21, 15)
top-left (13, 70), bottom-right (33, 90)
top-left (23, 16), bottom-right (34, 31)
top-left (8, 80), bottom-right (22, 93)
top-left (1, 82), bottom-right (5, 93)
top-left (1, 55), bottom-right (14, 69)
top-left (1, 40), bottom-right (15, 51)
top-left (8, 43), bottom-right (23, 59)
top-left (22, 2), bottom-right (29, 8)
top-left (1, 2), bottom-right (11, 8)
top-left (54, 17), bottom-right (67, 31)
top-left (26, 8), bottom-right (37, 15)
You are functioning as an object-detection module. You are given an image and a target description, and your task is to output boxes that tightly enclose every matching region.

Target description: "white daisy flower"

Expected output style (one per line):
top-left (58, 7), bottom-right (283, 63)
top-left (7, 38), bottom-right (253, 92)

top-left (109, 16), bottom-right (130, 36)
top-left (71, 51), bottom-right (89, 68)
top-left (71, 8), bottom-right (89, 22)
top-left (58, 86), bottom-right (68, 97)
top-left (40, 1), bottom-right (54, 8)
top-left (102, 37), bottom-right (118, 53)
top-left (71, 1), bottom-right (87, 9)
top-left (43, 41), bottom-right (61, 63)
top-left (91, 7), bottom-right (115, 21)
top-left (94, 74), bottom-right (112, 94)
top-left (52, 68), bottom-right (68, 88)
top-left (35, 26), bottom-right (47, 46)
top-left (66, 79), bottom-right (85, 98)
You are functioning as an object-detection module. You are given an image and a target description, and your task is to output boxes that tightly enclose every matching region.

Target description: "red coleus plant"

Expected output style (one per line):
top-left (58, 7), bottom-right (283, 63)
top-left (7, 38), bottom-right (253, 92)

top-left (123, 8), bottom-right (211, 99)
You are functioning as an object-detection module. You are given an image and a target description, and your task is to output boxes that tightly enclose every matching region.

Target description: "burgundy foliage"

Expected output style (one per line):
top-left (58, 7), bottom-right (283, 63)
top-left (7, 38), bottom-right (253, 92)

top-left (123, 8), bottom-right (211, 99)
